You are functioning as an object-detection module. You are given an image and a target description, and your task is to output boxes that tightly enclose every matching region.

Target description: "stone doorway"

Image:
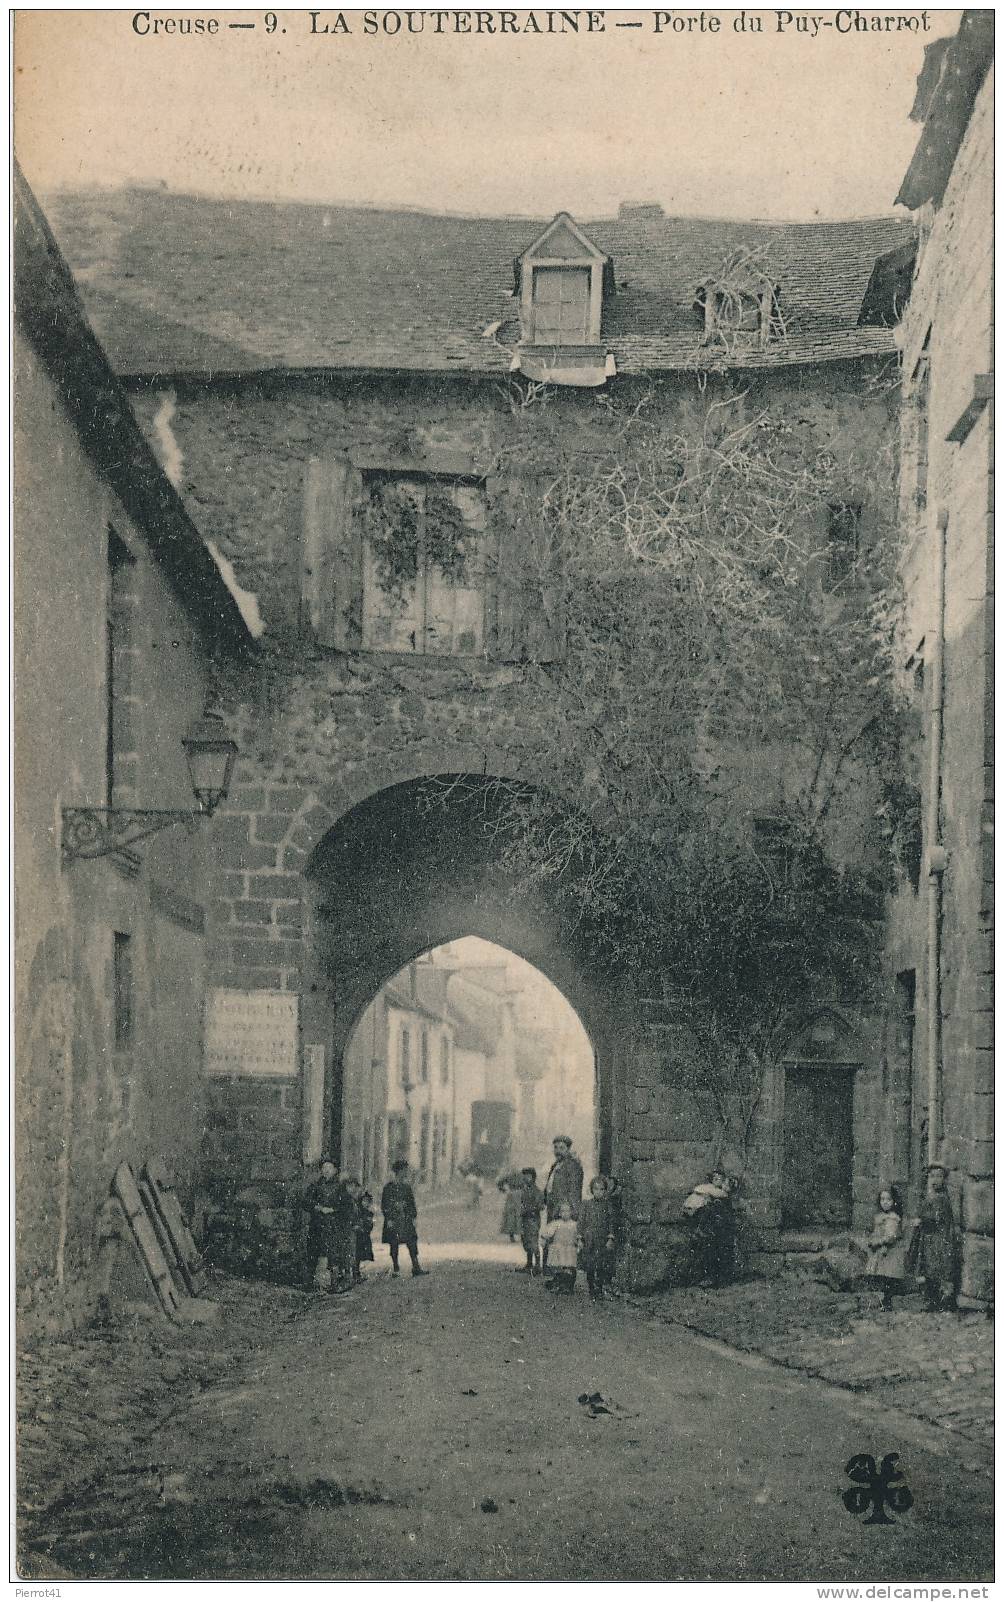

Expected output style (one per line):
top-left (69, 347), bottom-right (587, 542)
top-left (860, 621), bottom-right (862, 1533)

top-left (780, 1063), bottom-right (855, 1230)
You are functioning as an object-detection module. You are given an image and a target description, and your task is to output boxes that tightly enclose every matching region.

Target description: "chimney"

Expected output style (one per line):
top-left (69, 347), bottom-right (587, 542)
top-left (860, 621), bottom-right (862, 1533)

top-left (618, 201), bottom-right (665, 221)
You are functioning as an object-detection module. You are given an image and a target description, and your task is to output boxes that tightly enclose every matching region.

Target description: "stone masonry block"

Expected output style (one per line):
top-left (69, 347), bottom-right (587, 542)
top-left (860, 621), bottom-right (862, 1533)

top-left (233, 901), bottom-right (274, 926)
top-left (231, 787), bottom-right (267, 812)
top-left (962, 1178), bottom-right (994, 1237)
top-left (969, 1140), bottom-right (994, 1180)
top-left (970, 1091), bottom-right (994, 1144)
top-left (217, 843), bottom-right (279, 873)
top-left (249, 874), bottom-right (302, 900)
top-left (213, 815), bottom-right (252, 846)
top-left (268, 788), bottom-right (305, 814)
top-left (255, 814), bottom-right (294, 846)
top-left (960, 1233), bottom-right (994, 1304)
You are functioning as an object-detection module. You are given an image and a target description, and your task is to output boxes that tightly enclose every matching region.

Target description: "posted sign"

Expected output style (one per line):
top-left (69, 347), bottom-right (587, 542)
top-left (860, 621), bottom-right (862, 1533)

top-left (205, 988), bottom-right (299, 1077)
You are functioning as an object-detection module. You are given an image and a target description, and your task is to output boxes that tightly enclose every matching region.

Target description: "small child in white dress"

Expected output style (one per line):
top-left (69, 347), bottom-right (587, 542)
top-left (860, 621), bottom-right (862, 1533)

top-left (541, 1202), bottom-right (579, 1294)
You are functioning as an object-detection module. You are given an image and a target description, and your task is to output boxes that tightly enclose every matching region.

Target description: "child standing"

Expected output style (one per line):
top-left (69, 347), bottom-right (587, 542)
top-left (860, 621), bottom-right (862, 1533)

top-left (860, 1185), bottom-right (908, 1310)
top-left (578, 1176), bottom-right (617, 1300)
top-left (907, 1164), bottom-right (961, 1311)
top-left (344, 1179), bottom-right (375, 1284)
top-left (540, 1202), bottom-right (578, 1294)
top-left (498, 1171), bottom-right (522, 1242)
top-left (517, 1166), bottom-right (546, 1275)
top-left (381, 1158), bottom-right (429, 1278)
top-left (301, 1157), bottom-right (354, 1293)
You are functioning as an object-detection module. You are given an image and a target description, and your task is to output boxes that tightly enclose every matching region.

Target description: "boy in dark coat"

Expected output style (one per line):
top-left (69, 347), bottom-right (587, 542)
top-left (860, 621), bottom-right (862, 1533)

top-left (302, 1157), bottom-right (354, 1293)
top-left (380, 1159), bottom-right (429, 1278)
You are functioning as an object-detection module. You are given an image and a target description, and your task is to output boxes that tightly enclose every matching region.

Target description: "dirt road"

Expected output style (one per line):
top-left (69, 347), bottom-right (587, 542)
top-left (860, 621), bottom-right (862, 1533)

top-left (25, 1256), bottom-right (994, 1582)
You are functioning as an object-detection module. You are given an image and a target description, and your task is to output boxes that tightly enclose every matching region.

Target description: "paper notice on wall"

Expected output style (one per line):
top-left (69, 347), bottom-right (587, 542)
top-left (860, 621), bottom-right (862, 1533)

top-left (303, 1044), bottom-right (326, 1162)
top-left (205, 988), bottom-right (298, 1077)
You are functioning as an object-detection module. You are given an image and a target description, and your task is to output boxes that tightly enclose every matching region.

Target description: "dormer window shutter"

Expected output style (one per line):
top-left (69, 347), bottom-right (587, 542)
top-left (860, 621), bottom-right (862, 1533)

top-left (486, 469), bottom-right (566, 664)
top-left (301, 455), bottom-right (364, 648)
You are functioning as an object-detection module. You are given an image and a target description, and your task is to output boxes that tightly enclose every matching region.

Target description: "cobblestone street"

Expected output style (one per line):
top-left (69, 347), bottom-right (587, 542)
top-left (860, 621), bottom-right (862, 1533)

top-left (636, 1266), bottom-right (994, 1448)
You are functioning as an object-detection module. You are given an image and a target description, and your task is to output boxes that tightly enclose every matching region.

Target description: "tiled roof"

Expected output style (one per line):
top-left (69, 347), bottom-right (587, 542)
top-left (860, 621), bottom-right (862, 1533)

top-left (42, 187), bottom-right (914, 379)
top-left (13, 166), bottom-right (254, 654)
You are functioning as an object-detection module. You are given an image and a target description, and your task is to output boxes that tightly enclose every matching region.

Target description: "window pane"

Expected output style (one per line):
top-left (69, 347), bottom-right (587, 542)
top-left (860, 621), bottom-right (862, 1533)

top-left (361, 475), bottom-right (425, 651)
top-left (361, 472), bottom-right (487, 656)
top-left (425, 485), bottom-right (486, 654)
top-left (532, 267), bottom-right (590, 343)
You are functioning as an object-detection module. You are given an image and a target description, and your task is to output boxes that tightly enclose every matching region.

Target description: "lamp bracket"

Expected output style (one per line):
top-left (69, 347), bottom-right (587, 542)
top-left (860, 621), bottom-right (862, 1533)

top-left (61, 805), bottom-right (202, 864)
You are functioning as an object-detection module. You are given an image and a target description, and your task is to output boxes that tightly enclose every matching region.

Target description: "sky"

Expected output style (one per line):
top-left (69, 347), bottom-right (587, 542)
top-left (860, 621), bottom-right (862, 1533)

top-left (14, 6), bottom-right (961, 219)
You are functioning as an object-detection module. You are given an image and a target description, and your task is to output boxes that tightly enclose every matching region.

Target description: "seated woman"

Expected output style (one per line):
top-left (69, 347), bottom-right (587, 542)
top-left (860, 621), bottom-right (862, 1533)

top-left (683, 1169), bottom-right (737, 1288)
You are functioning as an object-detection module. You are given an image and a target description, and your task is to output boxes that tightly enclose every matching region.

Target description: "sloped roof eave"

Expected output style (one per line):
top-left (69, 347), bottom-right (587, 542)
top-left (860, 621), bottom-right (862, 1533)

top-left (111, 330), bottom-right (901, 387)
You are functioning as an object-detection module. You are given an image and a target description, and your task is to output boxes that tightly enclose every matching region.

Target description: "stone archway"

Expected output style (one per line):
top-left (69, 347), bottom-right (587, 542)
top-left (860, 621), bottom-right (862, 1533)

top-left (299, 774), bottom-right (625, 1176)
top-left (201, 758), bottom-right (722, 1287)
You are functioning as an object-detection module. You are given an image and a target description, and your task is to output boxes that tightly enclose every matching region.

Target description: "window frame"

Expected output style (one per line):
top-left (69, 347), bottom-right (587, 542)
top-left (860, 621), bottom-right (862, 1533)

top-left (521, 258), bottom-right (604, 347)
top-left (529, 264), bottom-right (593, 346)
top-left (825, 500), bottom-right (864, 583)
top-left (359, 467), bottom-right (490, 659)
top-left (113, 931), bottom-right (133, 1051)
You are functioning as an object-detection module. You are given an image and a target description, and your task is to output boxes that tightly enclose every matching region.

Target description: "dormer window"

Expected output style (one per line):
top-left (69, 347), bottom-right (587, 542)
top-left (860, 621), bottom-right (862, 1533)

top-left (530, 266), bottom-right (592, 345)
top-left (696, 251), bottom-right (781, 352)
top-left (517, 212), bottom-right (607, 348)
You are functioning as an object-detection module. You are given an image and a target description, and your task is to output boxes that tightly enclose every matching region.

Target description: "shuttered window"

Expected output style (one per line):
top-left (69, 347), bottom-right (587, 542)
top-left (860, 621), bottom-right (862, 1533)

top-left (360, 473), bottom-right (488, 656)
top-left (531, 266), bottom-right (591, 345)
top-left (301, 454), bottom-right (565, 664)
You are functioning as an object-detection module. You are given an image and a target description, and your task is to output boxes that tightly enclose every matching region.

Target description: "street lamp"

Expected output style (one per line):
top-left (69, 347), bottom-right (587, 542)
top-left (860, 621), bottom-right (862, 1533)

top-left (61, 712), bottom-right (238, 864)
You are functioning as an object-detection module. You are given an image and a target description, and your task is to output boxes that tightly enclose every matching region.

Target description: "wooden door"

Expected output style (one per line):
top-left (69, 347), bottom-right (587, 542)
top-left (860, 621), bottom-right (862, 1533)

top-left (781, 1064), bottom-right (854, 1229)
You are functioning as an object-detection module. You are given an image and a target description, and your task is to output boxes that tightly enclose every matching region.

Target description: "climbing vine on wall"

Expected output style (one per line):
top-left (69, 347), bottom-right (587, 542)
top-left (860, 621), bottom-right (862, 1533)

top-left (362, 475), bottom-right (478, 601)
top-left (425, 370), bottom-right (907, 1171)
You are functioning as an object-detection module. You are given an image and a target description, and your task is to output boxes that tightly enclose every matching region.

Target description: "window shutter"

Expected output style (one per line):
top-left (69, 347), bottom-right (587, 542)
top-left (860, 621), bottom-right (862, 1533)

top-left (487, 470), bottom-right (565, 664)
top-left (301, 456), bottom-right (363, 648)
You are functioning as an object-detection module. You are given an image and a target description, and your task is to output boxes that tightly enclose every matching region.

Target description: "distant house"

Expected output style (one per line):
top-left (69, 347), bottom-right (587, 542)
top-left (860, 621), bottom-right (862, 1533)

top-left (341, 963), bottom-right (458, 1191)
top-left (13, 165), bottom-right (254, 1328)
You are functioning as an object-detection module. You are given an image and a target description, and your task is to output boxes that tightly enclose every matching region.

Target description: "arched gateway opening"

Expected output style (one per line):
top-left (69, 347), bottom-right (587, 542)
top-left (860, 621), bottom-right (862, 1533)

top-left (300, 776), bottom-right (623, 1186)
top-left (341, 937), bottom-right (598, 1251)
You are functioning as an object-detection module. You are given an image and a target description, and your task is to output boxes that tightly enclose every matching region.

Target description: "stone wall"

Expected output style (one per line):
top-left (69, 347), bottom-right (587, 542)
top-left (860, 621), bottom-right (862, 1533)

top-left (125, 359), bottom-right (899, 1283)
top-left (886, 67), bottom-right (993, 1303)
top-left (14, 327), bottom-right (216, 1330)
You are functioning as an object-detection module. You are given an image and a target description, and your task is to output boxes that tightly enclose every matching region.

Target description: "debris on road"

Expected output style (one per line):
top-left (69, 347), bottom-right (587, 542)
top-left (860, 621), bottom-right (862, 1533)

top-left (578, 1391), bottom-right (630, 1418)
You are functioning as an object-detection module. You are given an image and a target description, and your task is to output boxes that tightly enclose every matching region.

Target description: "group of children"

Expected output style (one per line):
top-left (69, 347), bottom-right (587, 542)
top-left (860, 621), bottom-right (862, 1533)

top-left (303, 1156), bottom-right (430, 1292)
top-left (301, 1157), bottom-right (377, 1294)
top-left (835, 1163), bottom-right (962, 1311)
top-left (502, 1168), bottom-right (625, 1299)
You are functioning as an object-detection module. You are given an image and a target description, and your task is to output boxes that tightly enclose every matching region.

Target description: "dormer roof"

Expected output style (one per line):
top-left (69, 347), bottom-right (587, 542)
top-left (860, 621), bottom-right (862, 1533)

top-left (518, 210), bottom-right (608, 264)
